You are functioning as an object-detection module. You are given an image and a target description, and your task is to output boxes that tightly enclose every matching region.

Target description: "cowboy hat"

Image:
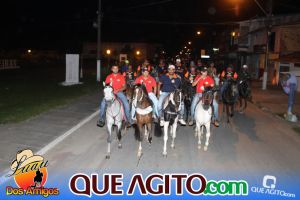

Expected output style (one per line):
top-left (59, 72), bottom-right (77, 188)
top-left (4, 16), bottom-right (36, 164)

top-left (11, 149), bottom-right (44, 171)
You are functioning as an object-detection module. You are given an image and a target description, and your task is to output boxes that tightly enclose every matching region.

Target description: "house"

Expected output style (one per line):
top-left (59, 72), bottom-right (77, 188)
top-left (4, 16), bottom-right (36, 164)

top-left (236, 13), bottom-right (300, 90)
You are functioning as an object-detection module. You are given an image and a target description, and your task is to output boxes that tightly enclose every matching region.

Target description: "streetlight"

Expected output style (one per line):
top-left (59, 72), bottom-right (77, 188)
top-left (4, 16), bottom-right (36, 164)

top-left (136, 50), bottom-right (141, 56)
top-left (188, 41), bottom-right (192, 45)
top-left (184, 46), bottom-right (187, 49)
top-left (27, 49), bottom-right (31, 54)
top-left (106, 49), bottom-right (111, 68)
top-left (197, 31), bottom-right (201, 35)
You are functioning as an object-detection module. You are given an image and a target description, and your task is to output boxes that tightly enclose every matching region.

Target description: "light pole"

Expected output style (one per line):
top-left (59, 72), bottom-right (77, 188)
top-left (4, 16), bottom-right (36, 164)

top-left (252, 0), bottom-right (273, 90)
top-left (96, 0), bottom-right (102, 82)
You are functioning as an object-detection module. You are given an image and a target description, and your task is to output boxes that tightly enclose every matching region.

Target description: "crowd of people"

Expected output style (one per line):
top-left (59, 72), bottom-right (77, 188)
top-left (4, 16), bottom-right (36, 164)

top-left (97, 57), bottom-right (252, 128)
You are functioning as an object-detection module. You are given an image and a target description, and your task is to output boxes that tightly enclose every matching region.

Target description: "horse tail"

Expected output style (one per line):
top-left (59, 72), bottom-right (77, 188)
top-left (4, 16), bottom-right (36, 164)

top-left (154, 122), bottom-right (163, 137)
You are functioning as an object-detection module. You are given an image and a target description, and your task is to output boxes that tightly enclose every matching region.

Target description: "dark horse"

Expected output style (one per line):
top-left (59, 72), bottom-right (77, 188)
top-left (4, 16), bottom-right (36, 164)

top-left (125, 76), bottom-right (135, 108)
top-left (182, 78), bottom-right (196, 124)
top-left (222, 79), bottom-right (239, 123)
top-left (132, 84), bottom-right (154, 158)
top-left (156, 88), bottom-right (182, 157)
top-left (238, 79), bottom-right (251, 113)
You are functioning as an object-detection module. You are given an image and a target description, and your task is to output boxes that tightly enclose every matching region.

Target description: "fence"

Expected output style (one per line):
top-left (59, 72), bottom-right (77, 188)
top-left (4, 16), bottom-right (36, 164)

top-left (0, 59), bottom-right (19, 70)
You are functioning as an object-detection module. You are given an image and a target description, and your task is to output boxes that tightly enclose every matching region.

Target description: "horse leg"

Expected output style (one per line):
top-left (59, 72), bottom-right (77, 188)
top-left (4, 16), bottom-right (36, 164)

top-left (117, 122), bottom-right (122, 149)
top-left (147, 122), bottom-right (152, 144)
top-left (204, 123), bottom-right (211, 151)
top-left (230, 105), bottom-right (234, 117)
top-left (106, 122), bottom-right (113, 159)
top-left (170, 117), bottom-right (178, 149)
top-left (163, 121), bottom-right (169, 157)
top-left (196, 122), bottom-right (201, 149)
top-left (226, 105), bottom-right (230, 123)
top-left (239, 97), bottom-right (243, 112)
top-left (137, 123), bottom-right (144, 158)
top-left (244, 98), bottom-right (247, 111)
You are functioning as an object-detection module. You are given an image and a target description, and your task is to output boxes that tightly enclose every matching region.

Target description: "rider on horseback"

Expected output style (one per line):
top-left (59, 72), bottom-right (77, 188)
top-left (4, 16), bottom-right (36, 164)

top-left (132, 66), bottom-right (159, 122)
top-left (158, 64), bottom-right (187, 126)
top-left (220, 65), bottom-right (238, 101)
top-left (122, 64), bottom-right (136, 86)
top-left (137, 59), bottom-right (152, 76)
top-left (189, 66), bottom-right (216, 126)
top-left (97, 65), bottom-right (133, 127)
top-left (238, 64), bottom-right (252, 97)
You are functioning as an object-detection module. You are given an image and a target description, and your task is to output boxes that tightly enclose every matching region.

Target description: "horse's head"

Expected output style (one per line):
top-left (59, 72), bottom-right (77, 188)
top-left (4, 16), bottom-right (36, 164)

top-left (103, 82), bottom-right (115, 103)
top-left (132, 84), bottom-right (148, 107)
top-left (170, 89), bottom-right (182, 112)
top-left (202, 87), bottom-right (214, 110)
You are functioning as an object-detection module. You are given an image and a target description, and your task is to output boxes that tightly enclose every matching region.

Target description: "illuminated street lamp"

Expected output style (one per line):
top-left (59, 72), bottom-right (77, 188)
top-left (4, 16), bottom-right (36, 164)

top-left (184, 46), bottom-right (187, 49)
top-left (136, 50), bottom-right (141, 56)
top-left (188, 41), bottom-right (192, 45)
top-left (27, 49), bottom-right (31, 54)
top-left (106, 49), bottom-right (111, 55)
top-left (197, 31), bottom-right (201, 35)
top-left (231, 31), bottom-right (236, 37)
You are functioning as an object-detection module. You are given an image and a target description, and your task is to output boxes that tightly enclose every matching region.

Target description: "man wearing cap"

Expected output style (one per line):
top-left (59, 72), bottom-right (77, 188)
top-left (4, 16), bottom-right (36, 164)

top-left (157, 64), bottom-right (187, 125)
top-left (137, 59), bottom-right (152, 76)
top-left (220, 65), bottom-right (238, 101)
top-left (132, 66), bottom-right (159, 121)
top-left (189, 66), bottom-right (218, 126)
top-left (175, 58), bottom-right (184, 79)
top-left (238, 64), bottom-right (251, 81)
top-left (97, 65), bottom-right (132, 127)
top-left (123, 65), bottom-right (137, 86)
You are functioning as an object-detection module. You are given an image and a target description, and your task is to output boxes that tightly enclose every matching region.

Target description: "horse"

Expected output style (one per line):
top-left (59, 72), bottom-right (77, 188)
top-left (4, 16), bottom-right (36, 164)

top-left (182, 78), bottom-right (196, 124)
top-left (132, 84), bottom-right (154, 158)
top-left (103, 82), bottom-right (124, 159)
top-left (238, 79), bottom-right (251, 113)
top-left (125, 81), bottom-right (135, 108)
top-left (158, 89), bottom-right (183, 157)
top-left (194, 87), bottom-right (214, 151)
top-left (222, 79), bottom-right (239, 123)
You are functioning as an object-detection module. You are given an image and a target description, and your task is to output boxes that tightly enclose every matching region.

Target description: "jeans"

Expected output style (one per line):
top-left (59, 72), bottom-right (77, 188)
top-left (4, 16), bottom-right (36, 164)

top-left (99, 92), bottom-right (132, 123)
top-left (158, 92), bottom-right (184, 118)
top-left (131, 92), bottom-right (159, 119)
top-left (288, 84), bottom-right (297, 113)
top-left (191, 93), bottom-right (202, 120)
top-left (212, 99), bottom-right (219, 121)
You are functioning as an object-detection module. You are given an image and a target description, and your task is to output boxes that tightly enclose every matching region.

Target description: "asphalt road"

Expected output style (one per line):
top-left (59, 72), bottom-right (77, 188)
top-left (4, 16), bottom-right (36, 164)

top-left (42, 102), bottom-right (300, 182)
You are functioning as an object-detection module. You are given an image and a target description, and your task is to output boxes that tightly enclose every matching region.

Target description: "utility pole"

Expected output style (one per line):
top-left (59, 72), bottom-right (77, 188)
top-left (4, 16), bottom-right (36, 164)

top-left (262, 0), bottom-right (273, 90)
top-left (96, 0), bottom-right (102, 82)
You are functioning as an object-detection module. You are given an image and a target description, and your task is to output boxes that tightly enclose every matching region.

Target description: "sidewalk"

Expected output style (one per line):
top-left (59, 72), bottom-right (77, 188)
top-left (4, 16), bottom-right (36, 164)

top-left (0, 92), bottom-right (101, 174)
top-left (251, 80), bottom-right (300, 126)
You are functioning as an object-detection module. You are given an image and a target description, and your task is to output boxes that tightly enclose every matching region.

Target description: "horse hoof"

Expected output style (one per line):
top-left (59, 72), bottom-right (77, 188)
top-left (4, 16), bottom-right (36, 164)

top-left (148, 137), bottom-right (152, 144)
top-left (162, 152), bottom-right (167, 157)
top-left (106, 155), bottom-right (110, 159)
top-left (204, 146), bottom-right (208, 151)
top-left (118, 144), bottom-right (122, 149)
top-left (171, 144), bottom-right (175, 149)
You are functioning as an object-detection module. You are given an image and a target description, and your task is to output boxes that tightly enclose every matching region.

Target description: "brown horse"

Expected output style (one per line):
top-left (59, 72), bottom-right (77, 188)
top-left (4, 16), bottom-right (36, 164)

top-left (125, 82), bottom-right (135, 107)
top-left (132, 84), bottom-right (153, 158)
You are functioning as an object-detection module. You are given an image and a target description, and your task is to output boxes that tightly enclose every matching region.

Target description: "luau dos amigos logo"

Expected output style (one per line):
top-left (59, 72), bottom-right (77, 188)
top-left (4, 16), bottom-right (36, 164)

top-left (6, 149), bottom-right (59, 197)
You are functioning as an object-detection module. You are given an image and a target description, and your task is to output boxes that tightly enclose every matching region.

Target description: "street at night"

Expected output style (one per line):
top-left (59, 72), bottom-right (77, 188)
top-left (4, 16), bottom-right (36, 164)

top-left (0, 0), bottom-right (300, 199)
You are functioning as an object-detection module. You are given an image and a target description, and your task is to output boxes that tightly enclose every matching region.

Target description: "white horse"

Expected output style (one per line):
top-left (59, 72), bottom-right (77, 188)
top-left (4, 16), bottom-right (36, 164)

top-left (103, 82), bottom-right (124, 159)
top-left (194, 89), bottom-right (214, 151)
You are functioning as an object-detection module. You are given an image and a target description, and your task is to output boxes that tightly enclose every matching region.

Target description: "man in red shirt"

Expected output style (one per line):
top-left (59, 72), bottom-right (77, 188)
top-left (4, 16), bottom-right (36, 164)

top-left (189, 66), bottom-right (215, 126)
top-left (97, 65), bottom-right (132, 127)
top-left (132, 66), bottom-right (158, 121)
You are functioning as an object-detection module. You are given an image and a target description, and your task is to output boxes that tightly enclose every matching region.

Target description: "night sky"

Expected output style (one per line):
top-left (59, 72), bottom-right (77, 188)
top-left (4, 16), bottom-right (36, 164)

top-left (0, 0), bottom-right (299, 51)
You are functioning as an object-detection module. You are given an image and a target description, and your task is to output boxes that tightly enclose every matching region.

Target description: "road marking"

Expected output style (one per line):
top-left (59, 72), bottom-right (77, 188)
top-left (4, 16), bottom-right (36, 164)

top-left (0, 109), bottom-right (99, 185)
